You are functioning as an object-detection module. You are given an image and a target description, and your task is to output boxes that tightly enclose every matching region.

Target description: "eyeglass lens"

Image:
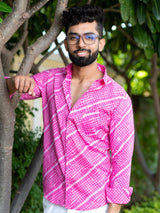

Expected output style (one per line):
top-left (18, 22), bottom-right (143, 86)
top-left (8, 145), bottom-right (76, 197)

top-left (67, 33), bottom-right (100, 44)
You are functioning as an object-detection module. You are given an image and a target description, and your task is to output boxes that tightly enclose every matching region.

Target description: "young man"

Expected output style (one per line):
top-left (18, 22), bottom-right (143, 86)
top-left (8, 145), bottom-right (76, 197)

top-left (6, 5), bottom-right (134, 213)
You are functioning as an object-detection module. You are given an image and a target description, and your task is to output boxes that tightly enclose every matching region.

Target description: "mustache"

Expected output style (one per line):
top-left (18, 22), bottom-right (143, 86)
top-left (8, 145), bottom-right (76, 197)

top-left (73, 49), bottom-right (91, 54)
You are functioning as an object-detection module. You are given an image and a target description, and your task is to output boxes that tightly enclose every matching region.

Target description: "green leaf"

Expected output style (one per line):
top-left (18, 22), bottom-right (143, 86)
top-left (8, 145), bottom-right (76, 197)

top-left (133, 25), bottom-right (153, 49)
top-left (119, 0), bottom-right (131, 21)
top-left (146, 13), bottom-right (157, 33)
top-left (151, 0), bottom-right (160, 20)
top-left (137, 2), bottom-right (146, 24)
top-left (135, 70), bottom-right (148, 79)
top-left (0, 18), bottom-right (2, 23)
top-left (119, 0), bottom-right (137, 25)
top-left (147, 14), bottom-right (160, 33)
top-left (144, 47), bottom-right (154, 59)
top-left (0, 2), bottom-right (12, 13)
top-left (129, 0), bottom-right (137, 25)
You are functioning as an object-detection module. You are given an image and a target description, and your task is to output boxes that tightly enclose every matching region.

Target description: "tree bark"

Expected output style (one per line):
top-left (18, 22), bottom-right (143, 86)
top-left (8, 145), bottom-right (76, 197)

top-left (0, 0), bottom-right (68, 212)
top-left (10, 135), bottom-right (43, 213)
top-left (150, 53), bottom-right (160, 192)
top-left (0, 61), bottom-right (15, 213)
top-left (134, 129), bottom-right (155, 183)
top-left (17, 0), bottom-right (68, 76)
top-left (55, 39), bottom-right (69, 66)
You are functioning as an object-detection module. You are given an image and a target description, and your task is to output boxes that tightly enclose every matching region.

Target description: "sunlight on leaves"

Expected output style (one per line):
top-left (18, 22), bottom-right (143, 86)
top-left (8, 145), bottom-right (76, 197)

top-left (135, 70), bottom-right (149, 79)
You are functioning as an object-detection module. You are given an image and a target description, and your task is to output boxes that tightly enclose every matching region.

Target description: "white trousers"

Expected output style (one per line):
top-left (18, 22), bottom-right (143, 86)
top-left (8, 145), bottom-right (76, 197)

top-left (43, 197), bottom-right (108, 213)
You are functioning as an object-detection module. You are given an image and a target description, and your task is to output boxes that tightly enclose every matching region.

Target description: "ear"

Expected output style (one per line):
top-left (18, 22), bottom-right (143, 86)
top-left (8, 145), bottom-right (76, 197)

top-left (98, 38), bottom-right (105, 52)
top-left (64, 39), bottom-right (68, 51)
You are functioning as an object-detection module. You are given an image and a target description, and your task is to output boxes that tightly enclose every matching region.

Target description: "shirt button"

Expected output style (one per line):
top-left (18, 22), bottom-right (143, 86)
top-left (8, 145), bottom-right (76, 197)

top-left (66, 181), bottom-right (70, 185)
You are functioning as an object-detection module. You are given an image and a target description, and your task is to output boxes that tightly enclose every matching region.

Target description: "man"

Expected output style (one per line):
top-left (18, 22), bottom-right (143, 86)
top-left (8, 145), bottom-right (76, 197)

top-left (6, 5), bottom-right (134, 213)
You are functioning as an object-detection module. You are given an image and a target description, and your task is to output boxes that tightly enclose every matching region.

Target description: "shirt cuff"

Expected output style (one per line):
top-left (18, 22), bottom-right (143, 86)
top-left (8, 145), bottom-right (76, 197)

top-left (106, 186), bottom-right (133, 204)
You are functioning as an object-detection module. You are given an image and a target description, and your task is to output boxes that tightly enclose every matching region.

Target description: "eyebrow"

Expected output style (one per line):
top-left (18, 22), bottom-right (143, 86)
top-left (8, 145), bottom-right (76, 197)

top-left (67, 32), bottom-right (95, 35)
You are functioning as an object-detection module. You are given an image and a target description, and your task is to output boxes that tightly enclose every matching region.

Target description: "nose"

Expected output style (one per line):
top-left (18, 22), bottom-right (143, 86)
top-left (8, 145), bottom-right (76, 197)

top-left (77, 35), bottom-right (86, 47)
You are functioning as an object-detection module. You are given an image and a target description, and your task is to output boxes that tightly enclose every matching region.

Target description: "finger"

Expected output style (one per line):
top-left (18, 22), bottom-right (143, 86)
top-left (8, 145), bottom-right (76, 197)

top-left (23, 78), bottom-right (31, 93)
top-left (18, 77), bottom-right (25, 93)
top-left (14, 76), bottom-right (20, 91)
top-left (28, 79), bottom-right (35, 96)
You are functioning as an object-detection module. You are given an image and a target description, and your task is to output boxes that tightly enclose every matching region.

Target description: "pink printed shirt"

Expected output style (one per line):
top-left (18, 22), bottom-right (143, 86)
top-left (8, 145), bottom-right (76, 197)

top-left (21, 63), bottom-right (134, 211)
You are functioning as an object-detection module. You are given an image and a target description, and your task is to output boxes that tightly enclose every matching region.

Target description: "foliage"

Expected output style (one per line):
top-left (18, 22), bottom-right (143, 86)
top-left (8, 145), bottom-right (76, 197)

top-left (123, 193), bottom-right (160, 213)
top-left (2, 0), bottom-right (160, 211)
top-left (0, 2), bottom-right (12, 23)
top-left (12, 101), bottom-right (43, 212)
top-left (131, 97), bottom-right (158, 198)
top-left (127, 57), bottom-right (151, 95)
top-left (119, 0), bottom-right (160, 58)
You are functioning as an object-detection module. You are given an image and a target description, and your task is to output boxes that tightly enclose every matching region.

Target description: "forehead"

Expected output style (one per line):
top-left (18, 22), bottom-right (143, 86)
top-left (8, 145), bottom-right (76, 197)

top-left (67, 21), bottom-right (98, 35)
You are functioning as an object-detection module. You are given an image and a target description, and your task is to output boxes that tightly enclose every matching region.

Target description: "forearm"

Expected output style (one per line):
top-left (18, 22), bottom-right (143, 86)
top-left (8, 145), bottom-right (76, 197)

top-left (107, 203), bottom-right (121, 213)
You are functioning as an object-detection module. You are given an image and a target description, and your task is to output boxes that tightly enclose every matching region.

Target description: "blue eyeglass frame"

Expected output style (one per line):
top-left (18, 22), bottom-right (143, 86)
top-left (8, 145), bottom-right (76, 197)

top-left (66, 33), bottom-right (102, 45)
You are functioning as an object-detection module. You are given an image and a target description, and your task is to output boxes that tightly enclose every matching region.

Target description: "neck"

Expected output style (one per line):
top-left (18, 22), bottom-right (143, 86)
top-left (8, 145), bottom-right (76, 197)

top-left (72, 61), bottom-right (103, 82)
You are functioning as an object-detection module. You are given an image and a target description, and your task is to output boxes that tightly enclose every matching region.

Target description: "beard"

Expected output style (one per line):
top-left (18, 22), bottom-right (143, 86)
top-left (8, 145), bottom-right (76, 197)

top-left (68, 48), bottom-right (99, 67)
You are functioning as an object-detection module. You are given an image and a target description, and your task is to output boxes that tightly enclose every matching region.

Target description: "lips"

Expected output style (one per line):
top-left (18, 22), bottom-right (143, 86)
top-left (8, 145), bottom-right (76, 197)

top-left (74, 49), bottom-right (91, 57)
top-left (77, 51), bottom-right (88, 57)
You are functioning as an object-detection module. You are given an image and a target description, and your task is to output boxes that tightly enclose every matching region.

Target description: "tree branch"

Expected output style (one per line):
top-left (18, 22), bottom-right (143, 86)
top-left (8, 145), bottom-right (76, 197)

top-left (104, 8), bottom-right (120, 13)
top-left (100, 51), bottom-right (127, 80)
top-left (150, 53), bottom-right (160, 190)
top-left (150, 53), bottom-right (160, 134)
top-left (124, 50), bottom-right (142, 74)
top-left (134, 129), bottom-right (155, 183)
top-left (1, 46), bottom-right (13, 75)
top-left (100, 51), bottom-right (133, 95)
top-left (0, 0), bottom-right (50, 49)
top-left (27, 0), bottom-right (50, 17)
top-left (104, 3), bottom-right (120, 13)
top-left (55, 39), bottom-right (69, 66)
top-left (0, 58), bottom-right (15, 213)
top-left (0, 0), bottom-right (28, 47)
top-left (11, 21), bottom-right (28, 55)
top-left (30, 63), bottom-right (40, 75)
top-left (11, 0), bottom-right (68, 110)
top-left (10, 135), bottom-right (43, 213)
top-left (17, 0), bottom-right (68, 76)
top-left (36, 40), bottom-right (65, 68)
top-left (117, 25), bottom-right (137, 46)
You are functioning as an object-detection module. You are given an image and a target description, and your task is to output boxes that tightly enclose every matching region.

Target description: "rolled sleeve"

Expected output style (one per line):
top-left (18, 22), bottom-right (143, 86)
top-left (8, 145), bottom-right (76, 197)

top-left (107, 94), bottom-right (134, 204)
top-left (106, 186), bottom-right (133, 204)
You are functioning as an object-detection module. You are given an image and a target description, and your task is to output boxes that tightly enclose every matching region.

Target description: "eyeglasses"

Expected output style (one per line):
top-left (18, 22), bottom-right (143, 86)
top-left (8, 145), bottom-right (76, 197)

top-left (66, 33), bottom-right (102, 45)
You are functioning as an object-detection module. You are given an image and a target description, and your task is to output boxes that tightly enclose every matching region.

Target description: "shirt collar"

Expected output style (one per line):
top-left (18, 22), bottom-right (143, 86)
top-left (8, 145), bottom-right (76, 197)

top-left (65, 63), bottom-right (108, 85)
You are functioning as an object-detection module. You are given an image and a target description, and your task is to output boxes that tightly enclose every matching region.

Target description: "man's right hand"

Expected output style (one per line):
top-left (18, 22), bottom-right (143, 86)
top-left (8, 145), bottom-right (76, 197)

top-left (6, 76), bottom-right (35, 96)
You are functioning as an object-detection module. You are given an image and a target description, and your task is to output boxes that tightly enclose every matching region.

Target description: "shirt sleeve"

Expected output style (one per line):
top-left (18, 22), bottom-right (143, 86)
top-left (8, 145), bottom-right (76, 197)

top-left (106, 93), bottom-right (134, 204)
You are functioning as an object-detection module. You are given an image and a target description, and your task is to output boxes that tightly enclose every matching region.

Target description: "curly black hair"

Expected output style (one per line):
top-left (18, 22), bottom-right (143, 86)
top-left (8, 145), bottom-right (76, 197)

top-left (62, 4), bottom-right (104, 36)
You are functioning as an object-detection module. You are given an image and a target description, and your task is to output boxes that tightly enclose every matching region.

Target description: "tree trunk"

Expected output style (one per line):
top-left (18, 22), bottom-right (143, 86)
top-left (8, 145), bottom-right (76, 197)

top-left (0, 63), bottom-right (15, 213)
top-left (150, 53), bottom-right (160, 193)
top-left (0, 0), bottom-right (68, 212)
top-left (10, 135), bottom-right (43, 213)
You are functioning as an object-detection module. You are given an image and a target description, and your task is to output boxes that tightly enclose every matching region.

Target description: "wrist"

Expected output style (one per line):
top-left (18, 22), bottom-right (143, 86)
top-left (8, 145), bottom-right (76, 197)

top-left (107, 203), bottom-right (121, 213)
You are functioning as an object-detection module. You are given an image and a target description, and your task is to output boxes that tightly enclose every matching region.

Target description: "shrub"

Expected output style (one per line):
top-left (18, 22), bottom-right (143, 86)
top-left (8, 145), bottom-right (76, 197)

top-left (124, 193), bottom-right (160, 213)
top-left (12, 101), bottom-right (43, 212)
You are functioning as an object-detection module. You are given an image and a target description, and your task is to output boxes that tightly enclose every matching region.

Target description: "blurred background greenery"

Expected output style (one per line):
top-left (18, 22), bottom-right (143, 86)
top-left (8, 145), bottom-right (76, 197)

top-left (1, 0), bottom-right (160, 212)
